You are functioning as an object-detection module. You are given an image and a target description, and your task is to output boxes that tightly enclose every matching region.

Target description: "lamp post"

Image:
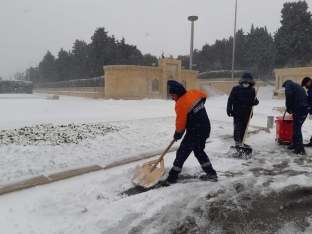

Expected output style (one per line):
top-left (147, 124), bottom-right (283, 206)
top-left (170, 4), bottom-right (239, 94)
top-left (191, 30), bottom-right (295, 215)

top-left (231, 0), bottom-right (238, 80)
top-left (188, 16), bottom-right (198, 70)
top-left (10, 73), bottom-right (15, 80)
top-left (28, 61), bottom-right (38, 81)
top-left (16, 68), bottom-right (24, 80)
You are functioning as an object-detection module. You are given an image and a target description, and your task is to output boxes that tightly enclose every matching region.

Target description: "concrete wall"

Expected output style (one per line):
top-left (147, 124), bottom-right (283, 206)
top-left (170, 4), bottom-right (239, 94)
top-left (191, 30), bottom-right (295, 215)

top-left (104, 66), bottom-right (150, 100)
top-left (104, 59), bottom-right (198, 100)
top-left (199, 79), bottom-right (266, 95)
top-left (274, 67), bottom-right (312, 98)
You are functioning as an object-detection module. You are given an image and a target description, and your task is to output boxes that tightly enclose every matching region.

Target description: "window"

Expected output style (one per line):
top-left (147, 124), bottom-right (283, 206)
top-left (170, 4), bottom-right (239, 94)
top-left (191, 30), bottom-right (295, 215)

top-left (152, 79), bottom-right (159, 92)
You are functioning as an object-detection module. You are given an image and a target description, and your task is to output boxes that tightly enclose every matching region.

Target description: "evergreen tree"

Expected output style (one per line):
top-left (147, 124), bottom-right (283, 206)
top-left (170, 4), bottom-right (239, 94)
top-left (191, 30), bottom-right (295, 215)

top-left (141, 53), bottom-right (158, 66)
top-left (234, 29), bottom-right (248, 70)
top-left (116, 37), bottom-right (137, 64)
top-left (176, 55), bottom-right (189, 69)
top-left (89, 27), bottom-right (116, 77)
top-left (72, 40), bottom-right (90, 79)
top-left (211, 39), bottom-right (232, 70)
top-left (196, 43), bottom-right (213, 71)
top-left (38, 51), bottom-right (57, 82)
top-left (127, 49), bottom-right (144, 65)
top-left (55, 48), bottom-right (73, 81)
top-left (274, 1), bottom-right (312, 67)
top-left (246, 26), bottom-right (274, 78)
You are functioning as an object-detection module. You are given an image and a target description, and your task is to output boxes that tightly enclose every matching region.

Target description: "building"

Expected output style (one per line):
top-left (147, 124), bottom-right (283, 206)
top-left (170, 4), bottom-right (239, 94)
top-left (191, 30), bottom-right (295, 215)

top-left (104, 59), bottom-right (198, 100)
top-left (274, 67), bottom-right (312, 99)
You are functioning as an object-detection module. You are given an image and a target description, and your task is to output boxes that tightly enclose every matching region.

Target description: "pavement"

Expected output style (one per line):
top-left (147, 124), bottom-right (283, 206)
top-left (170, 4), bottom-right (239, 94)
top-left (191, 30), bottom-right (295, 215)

top-left (0, 126), bottom-right (269, 196)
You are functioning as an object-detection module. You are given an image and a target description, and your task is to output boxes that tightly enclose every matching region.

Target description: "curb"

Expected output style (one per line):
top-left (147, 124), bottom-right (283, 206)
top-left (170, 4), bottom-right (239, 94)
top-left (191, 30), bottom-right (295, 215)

top-left (0, 165), bottom-right (103, 196)
top-left (0, 127), bottom-right (269, 196)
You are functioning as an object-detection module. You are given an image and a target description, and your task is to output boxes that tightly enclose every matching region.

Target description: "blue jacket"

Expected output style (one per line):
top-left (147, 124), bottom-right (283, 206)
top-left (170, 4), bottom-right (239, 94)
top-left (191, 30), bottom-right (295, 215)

top-left (307, 87), bottom-right (312, 114)
top-left (174, 89), bottom-right (210, 140)
top-left (167, 80), bottom-right (210, 140)
top-left (227, 84), bottom-right (259, 119)
top-left (282, 80), bottom-right (309, 111)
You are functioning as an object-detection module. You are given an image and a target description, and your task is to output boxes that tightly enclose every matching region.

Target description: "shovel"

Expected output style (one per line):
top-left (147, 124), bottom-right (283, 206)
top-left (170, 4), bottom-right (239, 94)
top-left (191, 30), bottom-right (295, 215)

top-left (228, 87), bottom-right (259, 159)
top-left (132, 139), bottom-right (176, 188)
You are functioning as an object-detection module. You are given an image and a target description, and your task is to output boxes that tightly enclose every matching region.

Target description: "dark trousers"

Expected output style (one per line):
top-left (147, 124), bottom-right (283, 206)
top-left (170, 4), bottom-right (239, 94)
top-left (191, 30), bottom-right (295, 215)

top-left (169, 136), bottom-right (215, 179)
top-left (233, 117), bottom-right (249, 144)
top-left (292, 107), bottom-right (308, 150)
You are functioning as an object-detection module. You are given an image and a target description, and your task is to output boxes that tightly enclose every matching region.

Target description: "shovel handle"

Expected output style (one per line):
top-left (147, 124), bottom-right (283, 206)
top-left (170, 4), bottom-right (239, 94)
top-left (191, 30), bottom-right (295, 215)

top-left (150, 139), bottom-right (176, 172)
top-left (241, 87), bottom-right (259, 147)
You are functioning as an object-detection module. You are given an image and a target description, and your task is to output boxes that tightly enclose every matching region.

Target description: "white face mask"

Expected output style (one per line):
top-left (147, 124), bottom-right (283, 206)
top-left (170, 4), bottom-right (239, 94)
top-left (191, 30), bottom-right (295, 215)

top-left (242, 83), bottom-right (249, 88)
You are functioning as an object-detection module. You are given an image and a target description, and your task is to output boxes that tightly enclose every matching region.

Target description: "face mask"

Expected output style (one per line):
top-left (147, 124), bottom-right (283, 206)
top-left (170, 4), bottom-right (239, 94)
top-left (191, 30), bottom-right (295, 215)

top-left (242, 83), bottom-right (249, 88)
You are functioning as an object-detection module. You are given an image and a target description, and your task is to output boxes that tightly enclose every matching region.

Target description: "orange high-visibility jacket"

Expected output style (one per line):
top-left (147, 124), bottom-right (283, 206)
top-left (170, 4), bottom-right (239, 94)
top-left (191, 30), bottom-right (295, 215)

top-left (174, 89), bottom-right (210, 136)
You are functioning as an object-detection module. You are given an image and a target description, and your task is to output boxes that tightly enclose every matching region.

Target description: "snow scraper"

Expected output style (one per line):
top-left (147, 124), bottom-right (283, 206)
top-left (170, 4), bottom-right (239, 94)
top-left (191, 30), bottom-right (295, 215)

top-left (228, 87), bottom-right (259, 159)
top-left (132, 139), bottom-right (176, 188)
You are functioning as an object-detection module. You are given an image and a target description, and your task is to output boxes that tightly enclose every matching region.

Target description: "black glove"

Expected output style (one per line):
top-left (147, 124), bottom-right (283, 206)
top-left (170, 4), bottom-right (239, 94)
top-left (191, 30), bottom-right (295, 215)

top-left (173, 131), bottom-right (183, 140)
top-left (227, 109), bottom-right (233, 117)
top-left (253, 99), bottom-right (259, 106)
top-left (286, 107), bottom-right (293, 114)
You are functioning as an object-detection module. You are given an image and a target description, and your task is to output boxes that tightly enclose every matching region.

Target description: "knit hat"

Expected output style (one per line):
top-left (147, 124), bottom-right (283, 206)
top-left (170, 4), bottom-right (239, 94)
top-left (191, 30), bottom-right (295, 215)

top-left (167, 80), bottom-right (186, 97)
top-left (301, 77), bottom-right (311, 86)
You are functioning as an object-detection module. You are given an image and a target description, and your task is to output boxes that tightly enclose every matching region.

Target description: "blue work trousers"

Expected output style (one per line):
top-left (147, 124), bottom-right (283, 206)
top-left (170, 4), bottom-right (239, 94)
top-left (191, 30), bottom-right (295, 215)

top-left (292, 107), bottom-right (309, 150)
top-left (233, 117), bottom-right (249, 144)
top-left (169, 135), bottom-right (213, 179)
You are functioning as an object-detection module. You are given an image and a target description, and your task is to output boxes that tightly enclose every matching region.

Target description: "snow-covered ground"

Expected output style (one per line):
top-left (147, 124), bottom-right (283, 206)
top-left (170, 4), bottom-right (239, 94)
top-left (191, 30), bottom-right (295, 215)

top-left (1, 86), bottom-right (312, 234)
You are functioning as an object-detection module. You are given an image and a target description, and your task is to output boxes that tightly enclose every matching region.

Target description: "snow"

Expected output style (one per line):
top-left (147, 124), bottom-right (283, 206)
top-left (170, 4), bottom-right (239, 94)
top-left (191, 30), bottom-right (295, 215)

top-left (1, 86), bottom-right (312, 233)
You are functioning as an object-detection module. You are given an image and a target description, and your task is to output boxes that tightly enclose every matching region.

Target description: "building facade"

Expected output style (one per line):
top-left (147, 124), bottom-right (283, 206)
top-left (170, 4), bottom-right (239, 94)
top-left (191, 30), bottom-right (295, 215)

top-left (274, 67), bottom-right (312, 98)
top-left (103, 59), bottom-right (198, 100)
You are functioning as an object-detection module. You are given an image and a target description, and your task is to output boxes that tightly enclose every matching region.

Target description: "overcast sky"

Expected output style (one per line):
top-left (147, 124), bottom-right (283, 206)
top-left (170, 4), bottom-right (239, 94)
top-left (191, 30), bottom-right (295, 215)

top-left (0, 0), bottom-right (300, 79)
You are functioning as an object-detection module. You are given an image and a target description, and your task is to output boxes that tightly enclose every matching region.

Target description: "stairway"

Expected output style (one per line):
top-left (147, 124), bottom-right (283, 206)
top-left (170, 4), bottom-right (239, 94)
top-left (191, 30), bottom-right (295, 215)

top-left (201, 85), bottom-right (225, 98)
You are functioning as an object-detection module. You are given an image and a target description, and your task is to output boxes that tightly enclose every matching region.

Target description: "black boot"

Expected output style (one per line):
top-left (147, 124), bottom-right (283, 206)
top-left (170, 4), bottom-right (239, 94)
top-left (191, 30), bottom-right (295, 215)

top-left (201, 165), bottom-right (218, 182)
top-left (287, 144), bottom-right (295, 150)
top-left (199, 174), bottom-right (218, 182)
top-left (292, 149), bottom-right (306, 155)
top-left (165, 168), bottom-right (179, 184)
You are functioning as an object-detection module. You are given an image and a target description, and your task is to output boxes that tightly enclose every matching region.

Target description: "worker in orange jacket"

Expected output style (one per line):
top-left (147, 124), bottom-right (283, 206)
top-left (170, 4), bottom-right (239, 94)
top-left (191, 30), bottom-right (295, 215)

top-left (166, 80), bottom-right (218, 184)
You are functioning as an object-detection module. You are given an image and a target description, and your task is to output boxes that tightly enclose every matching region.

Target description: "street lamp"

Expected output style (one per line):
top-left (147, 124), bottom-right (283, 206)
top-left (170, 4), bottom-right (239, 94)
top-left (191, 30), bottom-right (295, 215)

top-left (188, 15), bottom-right (198, 70)
top-left (231, 0), bottom-right (238, 80)
top-left (10, 73), bottom-right (15, 80)
top-left (16, 68), bottom-right (24, 80)
top-left (28, 61), bottom-right (38, 81)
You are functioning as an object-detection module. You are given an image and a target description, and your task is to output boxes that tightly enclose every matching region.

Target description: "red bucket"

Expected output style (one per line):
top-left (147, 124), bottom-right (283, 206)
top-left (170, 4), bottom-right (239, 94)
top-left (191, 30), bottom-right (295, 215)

top-left (275, 114), bottom-right (293, 145)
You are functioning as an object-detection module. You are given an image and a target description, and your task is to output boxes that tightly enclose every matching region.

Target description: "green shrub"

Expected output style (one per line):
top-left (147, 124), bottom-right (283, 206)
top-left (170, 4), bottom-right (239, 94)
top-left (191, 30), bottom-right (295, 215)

top-left (197, 70), bottom-right (246, 79)
top-left (35, 76), bottom-right (105, 88)
top-left (0, 80), bottom-right (33, 94)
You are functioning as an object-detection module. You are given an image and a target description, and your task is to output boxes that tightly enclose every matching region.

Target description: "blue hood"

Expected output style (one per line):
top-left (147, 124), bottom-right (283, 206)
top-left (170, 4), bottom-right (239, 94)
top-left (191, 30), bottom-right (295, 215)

top-left (239, 72), bottom-right (255, 87)
top-left (282, 80), bottom-right (293, 87)
top-left (167, 80), bottom-right (186, 98)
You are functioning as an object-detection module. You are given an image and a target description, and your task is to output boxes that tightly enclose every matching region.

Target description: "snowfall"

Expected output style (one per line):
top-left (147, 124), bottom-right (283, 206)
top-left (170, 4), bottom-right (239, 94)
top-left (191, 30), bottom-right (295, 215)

top-left (0, 85), bottom-right (312, 234)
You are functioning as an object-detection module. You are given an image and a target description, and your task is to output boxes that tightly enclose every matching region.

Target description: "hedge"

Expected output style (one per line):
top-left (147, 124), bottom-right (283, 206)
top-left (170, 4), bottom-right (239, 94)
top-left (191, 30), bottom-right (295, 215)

top-left (197, 70), bottom-right (247, 79)
top-left (0, 80), bottom-right (33, 94)
top-left (35, 76), bottom-right (105, 89)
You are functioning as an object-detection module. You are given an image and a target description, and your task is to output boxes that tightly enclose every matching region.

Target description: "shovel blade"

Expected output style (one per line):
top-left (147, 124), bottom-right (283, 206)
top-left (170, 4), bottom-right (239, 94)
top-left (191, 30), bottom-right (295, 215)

top-left (132, 162), bottom-right (165, 188)
top-left (228, 146), bottom-right (252, 159)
